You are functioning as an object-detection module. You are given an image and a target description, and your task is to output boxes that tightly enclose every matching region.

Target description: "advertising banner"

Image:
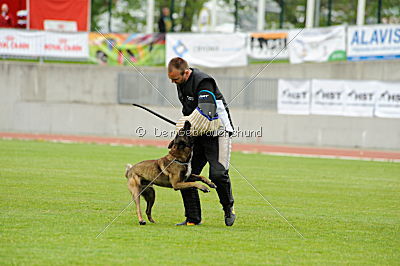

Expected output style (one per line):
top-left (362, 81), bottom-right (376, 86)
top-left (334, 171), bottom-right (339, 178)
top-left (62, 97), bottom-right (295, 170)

top-left (277, 79), bottom-right (311, 115)
top-left (0, 29), bottom-right (43, 56)
top-left (247, 31), bottom-right (289, 60)
top-left (343, 81), bottom-right (378, 117)
top-left (89, 33), bottom-right (165, 66)
top-left (166, 33), bottom-right (247, 68)
top-left (3, 0), bottom-right (26, 28)
top-left (310, 79), bottom-right (346, 116)
top-left (347, 24), bottom-right (400, 61)
top-left (375, 82), bottom-right (400, 118)
top-left (278, 78), bottom-right (400, 118)
top-left (29, 0), bottom-right (90, 31)
top-left (288, 26), bottom-right (346, 64)
top-left (44, 32), bottom-right (88, 58)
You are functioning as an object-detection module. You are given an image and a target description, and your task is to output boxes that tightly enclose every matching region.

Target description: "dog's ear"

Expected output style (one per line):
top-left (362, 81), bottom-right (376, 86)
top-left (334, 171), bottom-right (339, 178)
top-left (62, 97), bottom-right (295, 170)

top-left (168, 139), bottom-right (174, 149)
top-left (183, 120), bottom-right (191, 131)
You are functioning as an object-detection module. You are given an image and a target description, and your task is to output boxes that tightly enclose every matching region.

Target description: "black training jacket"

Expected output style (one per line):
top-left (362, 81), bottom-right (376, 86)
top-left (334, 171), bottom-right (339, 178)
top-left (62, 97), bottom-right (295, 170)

top-left (176, 68), bottom-right (234, 130)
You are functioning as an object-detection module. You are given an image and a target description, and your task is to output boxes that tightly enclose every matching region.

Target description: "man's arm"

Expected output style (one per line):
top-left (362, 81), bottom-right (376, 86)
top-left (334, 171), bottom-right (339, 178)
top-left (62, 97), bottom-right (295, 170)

top-left (197, 80), bottom-right (217, 119)
top-left (175, 79), bottom-right (221, 135)
top-left (197, 79), bottom-right (215, 94)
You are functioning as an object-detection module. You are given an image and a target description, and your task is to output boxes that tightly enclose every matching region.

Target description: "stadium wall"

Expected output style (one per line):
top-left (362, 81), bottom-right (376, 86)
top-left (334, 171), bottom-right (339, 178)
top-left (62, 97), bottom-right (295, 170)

top-left (1, 60), bottom-right (399, 150)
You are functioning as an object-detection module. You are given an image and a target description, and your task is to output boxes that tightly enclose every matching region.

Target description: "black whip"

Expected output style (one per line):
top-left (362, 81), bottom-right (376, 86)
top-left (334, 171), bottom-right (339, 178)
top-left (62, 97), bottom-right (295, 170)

top-left (132, 104), bottom-right (176, 126)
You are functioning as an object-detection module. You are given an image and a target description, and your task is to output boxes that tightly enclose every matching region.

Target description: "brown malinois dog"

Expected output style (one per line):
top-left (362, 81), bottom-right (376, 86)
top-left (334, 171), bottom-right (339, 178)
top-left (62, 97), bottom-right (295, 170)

top-left (125, 121), bottom-right (216, 225)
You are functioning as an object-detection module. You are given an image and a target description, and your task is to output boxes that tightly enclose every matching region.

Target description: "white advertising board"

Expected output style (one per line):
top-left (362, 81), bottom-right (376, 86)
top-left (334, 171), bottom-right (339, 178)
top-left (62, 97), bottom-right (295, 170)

top-left (166, 33), bottom-right (247, 68)
top-left (278, 79), bottom-right (311, 115)
top-left (310, 79), bottom-right (346, 116)
top-left (343, 80), bottom-right (379, 117)
top-left (0, 29), bottom-right (88, 59)
top-left (288, 26), bottom-right (346, 64)
top-left (0, 29), bottom-right (44, 56)
top-left (347, 24), bottom-right (400, 61)
top-left (375, 82), bottom-right (400, 118)
top-left (43, 32), bottom-right (89, 58)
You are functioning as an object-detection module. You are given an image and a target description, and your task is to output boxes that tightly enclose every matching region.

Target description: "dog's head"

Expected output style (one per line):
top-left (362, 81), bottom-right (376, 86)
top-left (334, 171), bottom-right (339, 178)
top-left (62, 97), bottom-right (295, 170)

top-left (168, 121), bottom-right (194, 151)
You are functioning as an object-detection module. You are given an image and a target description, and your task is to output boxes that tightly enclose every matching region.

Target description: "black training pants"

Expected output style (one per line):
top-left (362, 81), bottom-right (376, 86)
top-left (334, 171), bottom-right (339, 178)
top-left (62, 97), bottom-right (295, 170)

top-left (181, 134), bottom-right (234, 224)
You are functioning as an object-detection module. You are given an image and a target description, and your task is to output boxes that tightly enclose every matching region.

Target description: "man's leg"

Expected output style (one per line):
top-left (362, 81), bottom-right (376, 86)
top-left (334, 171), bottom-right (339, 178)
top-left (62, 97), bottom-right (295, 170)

top-left (178, 139), bottom-right (207, 225)
top-left (203, 134), bottom-right (235, 225)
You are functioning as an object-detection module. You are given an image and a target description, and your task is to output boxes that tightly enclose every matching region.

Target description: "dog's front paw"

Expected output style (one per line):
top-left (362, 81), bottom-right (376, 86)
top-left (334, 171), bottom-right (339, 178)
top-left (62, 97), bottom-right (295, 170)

top-left (199, 185), bottom-right (210, 193)
top-left (139, 220), bottom-right (146, 225)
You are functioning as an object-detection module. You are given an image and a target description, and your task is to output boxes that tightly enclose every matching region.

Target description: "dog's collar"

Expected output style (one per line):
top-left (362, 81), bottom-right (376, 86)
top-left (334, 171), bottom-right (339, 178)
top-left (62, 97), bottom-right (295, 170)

top-left (172, 151), bottom-right (193, 166)
top-left (173, 159), bottom-right (190, 166)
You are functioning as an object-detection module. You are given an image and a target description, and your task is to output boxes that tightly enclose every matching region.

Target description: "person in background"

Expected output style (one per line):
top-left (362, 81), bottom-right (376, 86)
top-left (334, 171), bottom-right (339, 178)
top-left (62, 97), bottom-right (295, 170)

top-left (158, 7), bottom-right (172, 33)
top-left (0, 3), bottom-right (13, 28)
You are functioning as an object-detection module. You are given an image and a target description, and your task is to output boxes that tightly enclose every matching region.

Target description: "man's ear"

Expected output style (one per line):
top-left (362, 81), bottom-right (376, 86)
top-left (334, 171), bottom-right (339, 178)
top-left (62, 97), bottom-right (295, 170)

top-left (184, 69), bottom-right (190, 77)
top-left (168, 139), bottom-right (174, 149)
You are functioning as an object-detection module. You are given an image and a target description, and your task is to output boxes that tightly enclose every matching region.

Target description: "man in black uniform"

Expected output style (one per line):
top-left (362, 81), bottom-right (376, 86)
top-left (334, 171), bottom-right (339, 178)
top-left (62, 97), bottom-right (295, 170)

top-left (167, 57), bottom-right (236, 226)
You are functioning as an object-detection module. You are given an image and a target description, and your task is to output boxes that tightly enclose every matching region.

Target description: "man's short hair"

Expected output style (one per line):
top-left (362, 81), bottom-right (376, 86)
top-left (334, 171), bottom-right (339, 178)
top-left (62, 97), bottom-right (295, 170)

top-left (168, 57), bottom-right (189, 74)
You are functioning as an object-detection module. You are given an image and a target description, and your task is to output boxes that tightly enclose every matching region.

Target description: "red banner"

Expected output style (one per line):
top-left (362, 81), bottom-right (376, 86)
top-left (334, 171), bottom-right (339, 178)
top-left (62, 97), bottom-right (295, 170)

top-left (0, 0), bottom-right (26, 28)
top-left (28, 0), bottom-right (90, 31)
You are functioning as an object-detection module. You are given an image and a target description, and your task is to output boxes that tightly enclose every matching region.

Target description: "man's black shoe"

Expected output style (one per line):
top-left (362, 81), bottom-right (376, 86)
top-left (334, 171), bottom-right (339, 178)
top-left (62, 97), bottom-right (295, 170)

top-left (175, 220), bottom-right (202, 226)
top-left (224, 207), bottom-right (236, 226)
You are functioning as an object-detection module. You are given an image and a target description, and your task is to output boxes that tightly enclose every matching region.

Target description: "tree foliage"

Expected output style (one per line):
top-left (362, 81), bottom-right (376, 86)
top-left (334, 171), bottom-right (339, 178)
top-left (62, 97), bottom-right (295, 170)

top-left (90, 0), bottom-right (111, 31)
top-left (90, 0), bottom-right (399, 33)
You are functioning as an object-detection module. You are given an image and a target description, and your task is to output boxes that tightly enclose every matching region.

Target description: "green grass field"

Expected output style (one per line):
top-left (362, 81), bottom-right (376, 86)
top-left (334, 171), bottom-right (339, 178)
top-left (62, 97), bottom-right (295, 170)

top-left (1, 139), bottom-right (399, 265)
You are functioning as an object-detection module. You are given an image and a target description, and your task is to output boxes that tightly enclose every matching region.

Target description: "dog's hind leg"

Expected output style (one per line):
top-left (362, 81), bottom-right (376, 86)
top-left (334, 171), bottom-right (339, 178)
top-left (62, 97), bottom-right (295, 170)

top-left (141, 186), bottom-right (156, 223)
top-left (128, 176), bottom-right (146, 225)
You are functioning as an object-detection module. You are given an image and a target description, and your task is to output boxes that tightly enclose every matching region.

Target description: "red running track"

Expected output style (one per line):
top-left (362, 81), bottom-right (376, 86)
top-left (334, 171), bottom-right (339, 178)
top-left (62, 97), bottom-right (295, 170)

top-left (1, 132), bottom-right (399, 162)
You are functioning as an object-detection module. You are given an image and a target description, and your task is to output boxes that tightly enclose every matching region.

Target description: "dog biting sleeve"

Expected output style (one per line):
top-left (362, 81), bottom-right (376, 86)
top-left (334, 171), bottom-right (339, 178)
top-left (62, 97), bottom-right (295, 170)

top-left (176, 108), bottom-right (221, 136)
top-left (176, 90), bottom-right (222, 136)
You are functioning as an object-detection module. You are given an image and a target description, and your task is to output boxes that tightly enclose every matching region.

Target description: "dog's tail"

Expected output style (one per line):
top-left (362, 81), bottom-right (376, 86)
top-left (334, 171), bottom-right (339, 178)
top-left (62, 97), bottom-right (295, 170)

top-left (125, 164), bottom-right (133, 179)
